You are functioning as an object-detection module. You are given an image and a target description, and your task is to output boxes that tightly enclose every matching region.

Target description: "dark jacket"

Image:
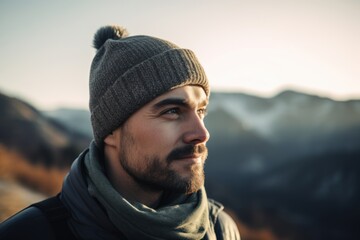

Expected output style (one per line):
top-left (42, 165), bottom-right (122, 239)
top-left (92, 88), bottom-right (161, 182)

top-left (0, 198), bottom-right (239, 240)
top-left (1, 206), bottom-right (55, 239)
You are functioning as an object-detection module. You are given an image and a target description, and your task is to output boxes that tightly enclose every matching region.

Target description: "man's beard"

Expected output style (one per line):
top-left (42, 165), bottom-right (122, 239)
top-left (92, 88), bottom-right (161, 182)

top-left (118, 129), bottom-right (208, 195)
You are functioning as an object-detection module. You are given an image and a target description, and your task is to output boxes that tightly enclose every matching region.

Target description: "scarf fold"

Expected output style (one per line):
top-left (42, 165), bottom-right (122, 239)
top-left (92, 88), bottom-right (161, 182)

top-left (83, 141), bottom-right (210, 240)
top-left (61, 149), bottom-right (120, 240)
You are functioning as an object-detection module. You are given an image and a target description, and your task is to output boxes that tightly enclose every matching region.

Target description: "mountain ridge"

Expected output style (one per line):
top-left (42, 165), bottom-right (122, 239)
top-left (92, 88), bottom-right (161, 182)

top-left (0, 91), bottom-right (91, 168)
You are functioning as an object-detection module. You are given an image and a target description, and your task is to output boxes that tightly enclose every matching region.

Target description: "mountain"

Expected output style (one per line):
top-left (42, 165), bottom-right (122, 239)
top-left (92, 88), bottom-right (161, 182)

top-left (1, 89), bottom-right (359, 239)
top-left (0, 92), bottom-right (91, 168)
top-left (204, 91), bottom-right (360, 239)
top-left (205, 91), bottom-right (360, 175)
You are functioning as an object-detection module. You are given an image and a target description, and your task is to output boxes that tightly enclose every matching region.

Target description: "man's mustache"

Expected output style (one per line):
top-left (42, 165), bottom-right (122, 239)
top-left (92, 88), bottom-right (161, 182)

top-left (167, 145), bottom-right (208, 163)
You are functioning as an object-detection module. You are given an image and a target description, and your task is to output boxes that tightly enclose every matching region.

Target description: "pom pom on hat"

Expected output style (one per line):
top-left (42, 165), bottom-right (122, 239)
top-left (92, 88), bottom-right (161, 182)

top-left (93, 25), bottom-right (129, 50)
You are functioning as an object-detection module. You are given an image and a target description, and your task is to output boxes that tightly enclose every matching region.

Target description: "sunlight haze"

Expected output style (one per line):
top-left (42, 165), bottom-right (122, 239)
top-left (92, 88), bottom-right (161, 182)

top-left (0, 0), bottom-right (359, 110)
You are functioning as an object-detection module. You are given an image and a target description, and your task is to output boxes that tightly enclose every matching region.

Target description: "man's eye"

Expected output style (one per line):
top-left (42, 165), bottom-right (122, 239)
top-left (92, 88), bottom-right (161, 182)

top-left (163, 108), bottom-right (179, 115)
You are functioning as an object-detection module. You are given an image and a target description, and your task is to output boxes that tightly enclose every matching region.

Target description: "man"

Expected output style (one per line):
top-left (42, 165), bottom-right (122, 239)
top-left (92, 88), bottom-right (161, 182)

top-left (0, 25), bottom-right (240, 239)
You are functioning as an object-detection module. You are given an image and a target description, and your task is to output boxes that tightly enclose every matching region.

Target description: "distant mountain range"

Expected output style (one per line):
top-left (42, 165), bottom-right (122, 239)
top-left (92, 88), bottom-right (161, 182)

top-left (1, 90), bottom-right (359, 239)
top-left (206, 90), bottom-right (360, 173)
top-left (206, 91), bottom-right (360, 239)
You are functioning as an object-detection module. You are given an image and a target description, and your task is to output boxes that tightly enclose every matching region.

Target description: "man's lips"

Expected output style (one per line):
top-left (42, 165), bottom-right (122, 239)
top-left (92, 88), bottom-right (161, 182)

top-left (174, 154), bottom-right (203, 164)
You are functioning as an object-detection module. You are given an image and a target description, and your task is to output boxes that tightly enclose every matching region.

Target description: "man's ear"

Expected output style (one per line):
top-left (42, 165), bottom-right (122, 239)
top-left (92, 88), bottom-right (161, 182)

top-left (104, 129), bottom-right (120, 147)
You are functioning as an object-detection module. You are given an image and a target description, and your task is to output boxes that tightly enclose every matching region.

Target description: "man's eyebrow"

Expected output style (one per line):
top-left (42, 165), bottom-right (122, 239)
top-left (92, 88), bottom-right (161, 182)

top-left (152, 98), bottom-right (209, 111)
top-left (152, 98), bottom-right (189, 110)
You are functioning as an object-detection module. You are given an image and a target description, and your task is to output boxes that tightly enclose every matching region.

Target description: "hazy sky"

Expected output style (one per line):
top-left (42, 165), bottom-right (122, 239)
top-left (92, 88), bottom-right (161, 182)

top-left (0, 0), bottom-right (359, 109)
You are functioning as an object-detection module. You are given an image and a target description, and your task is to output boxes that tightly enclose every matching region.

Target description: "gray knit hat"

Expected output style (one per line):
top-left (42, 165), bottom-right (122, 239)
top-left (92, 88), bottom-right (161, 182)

top-left (89, 25), bottom-right (209, 146)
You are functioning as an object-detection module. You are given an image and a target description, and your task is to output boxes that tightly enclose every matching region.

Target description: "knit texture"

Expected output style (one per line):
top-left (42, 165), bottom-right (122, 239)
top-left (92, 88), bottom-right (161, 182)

top-left (89, 26), bottom-right (209, 145)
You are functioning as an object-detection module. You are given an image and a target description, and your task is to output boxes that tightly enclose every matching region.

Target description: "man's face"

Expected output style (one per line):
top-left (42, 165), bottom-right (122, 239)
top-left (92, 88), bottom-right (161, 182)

top-left (116, 85), bottom-right (210, 194)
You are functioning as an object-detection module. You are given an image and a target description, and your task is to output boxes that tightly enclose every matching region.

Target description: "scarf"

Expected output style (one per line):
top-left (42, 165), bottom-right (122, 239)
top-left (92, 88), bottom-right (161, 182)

top-left (85, 141), bottom-right (210, 240)
top-left (62, 141), bottom-right (211, 239)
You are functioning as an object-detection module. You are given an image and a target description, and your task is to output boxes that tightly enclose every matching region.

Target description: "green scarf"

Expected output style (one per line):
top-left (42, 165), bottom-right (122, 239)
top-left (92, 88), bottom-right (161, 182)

top-left (84, 143), bottom-right (210, 240)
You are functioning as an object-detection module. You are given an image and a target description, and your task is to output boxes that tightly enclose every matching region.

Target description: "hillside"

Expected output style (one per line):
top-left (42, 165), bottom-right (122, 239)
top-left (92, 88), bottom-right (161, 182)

top-left (0, 92), bottom-right (91, 221)
top-left (0, 92), bottom-right (91, 168)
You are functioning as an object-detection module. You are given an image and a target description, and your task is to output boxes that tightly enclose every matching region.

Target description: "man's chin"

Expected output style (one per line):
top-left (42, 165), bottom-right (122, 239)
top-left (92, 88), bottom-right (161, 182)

top-left (180, 171), bottom-right (205, 194)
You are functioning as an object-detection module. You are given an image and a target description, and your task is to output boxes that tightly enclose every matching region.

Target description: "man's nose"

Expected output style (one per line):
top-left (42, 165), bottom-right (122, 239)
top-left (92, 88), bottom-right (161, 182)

top-left (182, 114), bottom-right (210, 144)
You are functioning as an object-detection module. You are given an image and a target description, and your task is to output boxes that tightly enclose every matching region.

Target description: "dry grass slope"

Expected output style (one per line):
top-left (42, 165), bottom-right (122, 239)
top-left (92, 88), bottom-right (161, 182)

top-left (0, 144), bottom-right (68, 221)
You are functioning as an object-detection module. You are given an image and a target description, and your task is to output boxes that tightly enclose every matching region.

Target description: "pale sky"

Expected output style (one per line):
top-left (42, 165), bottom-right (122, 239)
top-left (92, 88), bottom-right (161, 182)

top-left (0, 0), bottom-right (359, 110)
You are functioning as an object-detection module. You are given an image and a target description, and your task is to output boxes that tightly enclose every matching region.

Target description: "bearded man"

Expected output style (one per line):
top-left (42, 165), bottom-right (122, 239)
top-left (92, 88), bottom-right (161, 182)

top-left (0, 25), bottom-right (240, 240)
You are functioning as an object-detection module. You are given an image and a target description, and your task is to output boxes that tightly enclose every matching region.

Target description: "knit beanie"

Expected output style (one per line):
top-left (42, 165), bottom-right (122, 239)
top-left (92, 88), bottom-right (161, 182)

top-left (89, 25), bottom-right (209, 146)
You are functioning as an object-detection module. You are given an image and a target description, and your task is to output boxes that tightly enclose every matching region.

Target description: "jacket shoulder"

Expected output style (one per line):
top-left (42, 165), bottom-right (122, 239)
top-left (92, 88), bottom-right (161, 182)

top-left (208, 199), bottom-right (241, 240)
top-left (0, 206), bottom-right (55, 240)
top-left (215, 210), bottom-right (241, 240)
